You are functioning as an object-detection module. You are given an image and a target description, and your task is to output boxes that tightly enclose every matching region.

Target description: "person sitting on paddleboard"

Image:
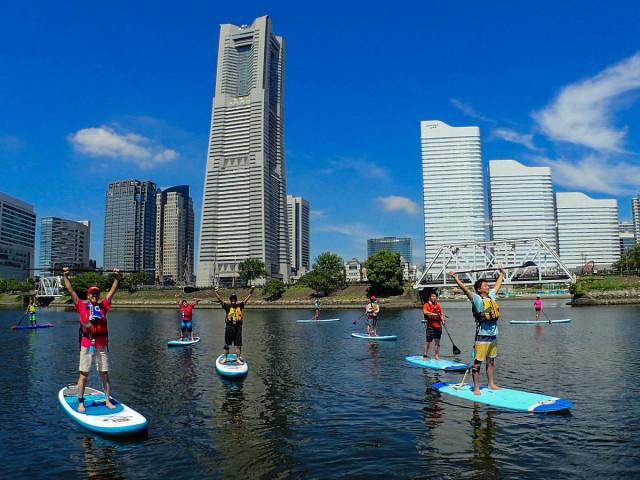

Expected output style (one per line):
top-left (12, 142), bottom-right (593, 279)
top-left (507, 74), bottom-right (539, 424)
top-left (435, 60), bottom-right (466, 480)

top-left (534, 295), bottom-right (542, 321)
top-left (313, 299), bottom-right (320, 321)
top-left (449, 266), bottom-right (504, 396)
top-left (25, 298), bottom-right (37, 326)
top-left (423, 291), bottom-right (444, 361)
top-left (62, 266), bottom-right (120, 413)
top-left (365, 296), bottom-right (380, 336)
top-left (175, 294), bottom-right (201, 341)
top-left (214, 286), bottom-right (255, 364)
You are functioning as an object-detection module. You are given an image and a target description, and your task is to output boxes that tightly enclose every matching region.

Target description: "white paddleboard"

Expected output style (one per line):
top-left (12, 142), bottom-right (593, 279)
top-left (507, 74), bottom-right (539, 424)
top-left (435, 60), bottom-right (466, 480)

top-left (509, 319), bottom-right (571, 324)
top-left (433, 382), bottom-right (573, 412)
top-left (58, 385), bottom-right (148, 435)
top-left (167, 336), bottom-right (201, 346)
top-left (405, 355), bottom-right (469, 371)
top-left (351, 332), bottom-right (397, 341)
top-left (215, 354), bottom-right (248, 378)
top-left (296, 318), bottom-right (340, 323)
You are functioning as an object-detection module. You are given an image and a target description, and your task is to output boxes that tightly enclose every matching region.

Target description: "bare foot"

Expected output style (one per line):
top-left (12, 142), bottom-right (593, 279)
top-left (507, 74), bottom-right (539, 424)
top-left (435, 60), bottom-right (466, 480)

top-left (488, 384), bottom-right (502, 390)
top-left (106, 400), bottom-right (116, 409)
top-left (474, 389), bottom-right (482, 396)
top-left (78, 403), bottom-right (86, 413)
top-left (236, 359), bottom-right (244, 365)
top-left (435, 356), bottom-right (442, 361)
top-left (220, 357), bottom-right (227, 364)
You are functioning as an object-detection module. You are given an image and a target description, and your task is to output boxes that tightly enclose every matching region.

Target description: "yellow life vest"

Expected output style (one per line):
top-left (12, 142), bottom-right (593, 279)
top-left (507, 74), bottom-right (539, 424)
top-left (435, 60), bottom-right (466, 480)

top-left (473, 297), bottom-right (500, 323)
top-left (29, 305), bottom-right (36, 313)
top-left (226, 306), bottom-right (243, 324)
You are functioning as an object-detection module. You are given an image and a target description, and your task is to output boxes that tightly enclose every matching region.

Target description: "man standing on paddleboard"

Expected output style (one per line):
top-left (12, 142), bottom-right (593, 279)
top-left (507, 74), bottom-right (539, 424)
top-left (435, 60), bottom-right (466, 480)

top-left (175, 295), bottom-right (201, 341)
top-left (422, 291), bottom-right (444, 360)
top-left (214, 286), bottom-right (255, 364)
top-left (364, 296), bottom-right (380, 336)
top-left (449, 266), bottom-right (504, 396)
top-left (313, 299), bottom-right (320, 321)
top-left (62, 266), bottom-right (120, 412)
top-left (25, 298), bottom-right (37, 326)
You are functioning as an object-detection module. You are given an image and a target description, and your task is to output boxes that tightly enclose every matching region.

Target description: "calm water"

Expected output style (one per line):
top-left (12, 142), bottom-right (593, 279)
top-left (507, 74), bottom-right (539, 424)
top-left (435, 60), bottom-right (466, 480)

top-left (1, 298), bottom-right (639, 479)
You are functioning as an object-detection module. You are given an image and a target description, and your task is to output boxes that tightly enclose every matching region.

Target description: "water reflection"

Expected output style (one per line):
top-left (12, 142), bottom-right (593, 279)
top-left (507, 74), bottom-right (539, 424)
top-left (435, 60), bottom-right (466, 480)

top-left (470, 405), bottom-right (500, 479)
top-left (220, 379), bottom-right (246, 424)
top-left (422, 379), bottom-right (444, 431)
top-left (364, 341), bottom-right (380, 377)
top-left (535, 325), bottom-right (543, 353)
top-left (81, 436), bottom-right (124, 480)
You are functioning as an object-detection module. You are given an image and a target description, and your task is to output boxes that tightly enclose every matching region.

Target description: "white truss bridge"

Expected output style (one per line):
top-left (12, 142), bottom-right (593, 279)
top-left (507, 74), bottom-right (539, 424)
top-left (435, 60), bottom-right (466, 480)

top-left (36, 276), bottom-right (63, 299)
top-left (413, 238), bottom-right (576, 290)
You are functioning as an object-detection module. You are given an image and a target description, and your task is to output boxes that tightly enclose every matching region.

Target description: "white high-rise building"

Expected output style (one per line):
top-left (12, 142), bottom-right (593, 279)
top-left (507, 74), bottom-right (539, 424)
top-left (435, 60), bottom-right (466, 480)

top-left (287, 195), bottom-right (310, 276)
top-left (196, 16), bottom-right (290, 287)
top-left (632, 193), bottom-right (640, 242)
top-left (556, 192), bottom-right (619, 269)
top-left (488, 160), bottom-right (558, 256)
top-left (420, 121), bottom-right (485, 267)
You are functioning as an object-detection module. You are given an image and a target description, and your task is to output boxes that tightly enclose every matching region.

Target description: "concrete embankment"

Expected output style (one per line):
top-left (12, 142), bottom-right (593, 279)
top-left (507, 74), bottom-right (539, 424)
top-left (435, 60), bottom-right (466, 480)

top-left (569, 288), bottom-right (640, 306)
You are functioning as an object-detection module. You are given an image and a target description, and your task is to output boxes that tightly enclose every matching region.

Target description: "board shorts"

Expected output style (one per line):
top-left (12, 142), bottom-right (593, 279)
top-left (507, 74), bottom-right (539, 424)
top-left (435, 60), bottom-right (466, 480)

top-left (79, 346), bottom-right (109, 373)
top-left (181, 320), bottom-right (193, 332)
top-left (426, 326), bottom-right (442, 342)
top-left (365, 317), bottom-right (378, 326)
top-left (474, 335), bottom-right (497, 361)
top-left (29, 313), bottom-right (36, 321)
top-left (225, 323), bottom-right (242, 346)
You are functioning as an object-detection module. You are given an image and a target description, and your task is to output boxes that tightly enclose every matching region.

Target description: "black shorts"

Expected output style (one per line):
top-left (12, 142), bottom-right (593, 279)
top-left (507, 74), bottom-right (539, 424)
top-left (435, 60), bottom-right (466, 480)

top-left (426, 326), bottom-right (442, 342)
top-left (225, 323), bottom-right (242, 346)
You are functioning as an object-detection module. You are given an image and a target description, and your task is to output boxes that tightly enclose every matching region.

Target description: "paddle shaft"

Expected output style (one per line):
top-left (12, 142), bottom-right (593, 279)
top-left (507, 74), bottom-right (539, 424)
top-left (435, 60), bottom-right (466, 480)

top-left (442, 323), bottom-right (461, 355)
top-left (541, 308), bottom-right (552, 324)
top-left (17, 312), bottom-right (28, 325)
top-left (352, 312), bottom-right (366, 324)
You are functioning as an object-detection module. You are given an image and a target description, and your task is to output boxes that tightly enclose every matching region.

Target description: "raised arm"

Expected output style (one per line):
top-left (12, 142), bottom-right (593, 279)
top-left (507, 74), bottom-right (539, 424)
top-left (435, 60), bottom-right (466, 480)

top-left (62, 267), bottom-right (80, 306)
top-left (213, 287), bottom-right (224, 305)
top-left (175, 294), bottom-right (181, 305)
top-left (449, 271), bottom-right (474, 301)
top-left (243, 286), bottom-right (255, 305)
top-left (493, 266), bottom-right (505, 293)
top-left (105, 268), bottom-right (120, 303)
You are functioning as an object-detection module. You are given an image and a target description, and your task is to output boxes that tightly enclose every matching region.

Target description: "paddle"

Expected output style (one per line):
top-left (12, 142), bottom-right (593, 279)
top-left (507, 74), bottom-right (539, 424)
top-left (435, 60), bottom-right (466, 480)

top-left (442, 323), bottom-right (461, 355)
top-left (17, 313), bottom-right (28, 326)
top-left (541, 309), bottom-right (552, 324)
top-left (352, 313), bottom-right (366, 325)
top-left (454, 260), bottom-right (537, 274)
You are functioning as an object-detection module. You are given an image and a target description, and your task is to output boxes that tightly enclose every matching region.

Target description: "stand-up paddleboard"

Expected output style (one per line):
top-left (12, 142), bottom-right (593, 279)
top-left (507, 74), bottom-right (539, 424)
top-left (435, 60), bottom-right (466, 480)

top-left (215, 354), bottom-right (248, 378)
top-left (351, 332), bottom-right (397, 341)
top-left (510, 319), bottom-right (571, 325)
top-left (433, 382), bottom-right (573, 412)
top-left (167, 337), bottom-right (200, 346)
top-left (12, 323), bottom-right (53, 330)
top-left (405, 355), bottom-right (469, 371)
top-left (58, 385), bottom-right (148, 435)
top-left (296, 318), bottom-right (340, 323)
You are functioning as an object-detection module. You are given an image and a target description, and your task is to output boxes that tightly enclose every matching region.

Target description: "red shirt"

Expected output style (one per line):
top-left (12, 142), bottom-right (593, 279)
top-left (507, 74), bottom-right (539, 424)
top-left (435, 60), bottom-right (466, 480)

top-left (423, 301), bottom-right (443, 328)
top-left (76, 298), bottom-right (111, 348)
top-left (180, 303), bottom-right (195, 320)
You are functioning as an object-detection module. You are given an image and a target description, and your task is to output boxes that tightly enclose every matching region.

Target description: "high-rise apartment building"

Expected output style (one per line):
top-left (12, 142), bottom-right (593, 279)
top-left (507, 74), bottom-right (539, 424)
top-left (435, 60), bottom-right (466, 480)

top-left (156, 186), bottom-right (195, 285)
top-left (196, 16), bottom-right (289, 287)
top-left (367, 237), bottom-right (412, 264)
top-left (39, 217), bottom-right (90, 275)
top-left (420, 121), bottom-right (485, 266)
top-left (555, 192), bottom-right (619, 269)
top-left (287, 195), bottom-right (310, 276)
top-left (0, 192), bottom-right (36, 281)
top-left (104, 180), bottom-right (157, 273)
top-left (488, 160), bottom-right (558, 258)
top-left (632, 193), bottom-right (640, 242)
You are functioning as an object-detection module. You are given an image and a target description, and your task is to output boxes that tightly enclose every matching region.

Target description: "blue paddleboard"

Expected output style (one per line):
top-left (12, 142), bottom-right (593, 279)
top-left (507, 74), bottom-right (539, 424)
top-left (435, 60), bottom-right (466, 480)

top-left (58, 385), bottom-right (148, 435)
top-left (433, 382), bottom-right (573, 412)
top-left (509, 319), bottom-right (571, 324)
top-left (405, 355), bottom-right (469, 370)
top-left (296, 318), bottom-right (340, 323)
top-left (215, 354), bottom-right (248, 378)
top-left (167, 337), bottom-right (200, 346)
top-left (12, 323), bottom-right (53, 330)
top-left (351, 332), bottom-right (397, 341)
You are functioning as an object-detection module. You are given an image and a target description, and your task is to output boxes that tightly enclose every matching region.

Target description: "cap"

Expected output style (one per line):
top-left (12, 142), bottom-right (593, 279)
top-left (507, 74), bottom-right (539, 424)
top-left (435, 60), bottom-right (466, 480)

top-left (370, 296), bottom-right (376, 301)
top-left (87, 286), bottom-right (101, 295)
top-left (229, 293), bottom-right (238, 301)
top-left (536, 295), bottom-right (541, 298)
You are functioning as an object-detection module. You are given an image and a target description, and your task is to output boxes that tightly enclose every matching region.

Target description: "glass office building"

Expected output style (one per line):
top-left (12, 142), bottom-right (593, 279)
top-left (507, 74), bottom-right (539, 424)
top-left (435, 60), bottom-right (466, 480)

top-left (0, 192), bottom-right (36, 281)
top-left (367, 237), bottom-right (412, 264)
top-left (287, 195), bottom-right (310, 275)
top-left (39, 217), bottom-right (90, 275)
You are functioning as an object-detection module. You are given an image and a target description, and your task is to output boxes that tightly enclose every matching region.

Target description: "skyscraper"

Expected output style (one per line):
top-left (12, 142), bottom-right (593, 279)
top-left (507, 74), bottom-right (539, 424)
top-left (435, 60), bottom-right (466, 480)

top-left (420, 121), bottom-right (485, 266)
top-left (632, 193), bottom-right (640, 242)
top-left (196, 16), bottom-right (289, 286)
top-left (156, 186), bottom-right (195, 285)
top-left (104, 180), bottom-right (157, 273)
top-left (0, 192), bottom-right (36, 281)
top-left (287, 195), bottom-right (310, 276)
top-left (367, 237), bottom-right (412, 264)
top-left (39, 217), bottom-right (90, 275)
top-left (488, 160), bottom-right (558, 255)
top-left (555, 192), bottom-right (619, 269)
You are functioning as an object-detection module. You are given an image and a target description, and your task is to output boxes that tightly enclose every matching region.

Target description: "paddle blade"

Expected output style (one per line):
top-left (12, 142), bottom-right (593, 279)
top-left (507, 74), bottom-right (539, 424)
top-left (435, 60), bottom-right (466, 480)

top-left (453, 346), bottom-right (461, 355)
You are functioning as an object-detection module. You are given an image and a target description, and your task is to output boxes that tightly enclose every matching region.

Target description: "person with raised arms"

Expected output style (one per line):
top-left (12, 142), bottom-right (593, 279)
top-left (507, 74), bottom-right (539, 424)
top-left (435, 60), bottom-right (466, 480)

top-left (175, 294), bottom-right (201, 341)
top-left (214, 286), bottom-right (255, 364)
top-left (62, 266), bottom-right (120, 413)
top-left (449, 266), bottom-right (504, 396)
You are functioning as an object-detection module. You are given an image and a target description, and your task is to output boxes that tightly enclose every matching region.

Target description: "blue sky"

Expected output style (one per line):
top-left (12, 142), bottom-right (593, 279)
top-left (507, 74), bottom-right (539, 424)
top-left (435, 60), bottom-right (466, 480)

top-left (1, 1), bottom-right (639, 269)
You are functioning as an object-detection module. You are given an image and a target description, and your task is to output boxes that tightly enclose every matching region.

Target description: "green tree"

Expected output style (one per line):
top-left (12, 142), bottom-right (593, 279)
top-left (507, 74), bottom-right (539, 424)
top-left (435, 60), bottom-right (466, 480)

top-left (262, 278), bottom-right (286, 301)
top-left (238, 258), bottom-right (268, 285)
top-left (364, 249), bottom-right (404, 297)
top-left (63, 272), bottom-right (112, 299)
top-left (22, 277), bottom-right (36, 292)
top-left (612, 243), bottom-right (640, 273)
top-left (0, 278), bottom-right (7, 293)
top-left (121, 272), bottom-right (149, 293)
top-left (6, 278), bottom-right (23, 293)
top-left (306, 251), bottom-right (347, 297)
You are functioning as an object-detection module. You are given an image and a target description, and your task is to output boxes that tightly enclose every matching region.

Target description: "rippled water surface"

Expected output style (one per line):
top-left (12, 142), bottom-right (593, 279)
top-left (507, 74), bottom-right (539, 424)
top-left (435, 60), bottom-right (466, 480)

top-left (2, 298), bottom-right (639, 479)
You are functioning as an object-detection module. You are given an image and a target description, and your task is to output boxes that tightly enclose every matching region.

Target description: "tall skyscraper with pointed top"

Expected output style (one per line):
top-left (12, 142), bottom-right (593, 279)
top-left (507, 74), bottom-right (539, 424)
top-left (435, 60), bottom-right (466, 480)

top-left (196, 15), bottom-right (289, 287)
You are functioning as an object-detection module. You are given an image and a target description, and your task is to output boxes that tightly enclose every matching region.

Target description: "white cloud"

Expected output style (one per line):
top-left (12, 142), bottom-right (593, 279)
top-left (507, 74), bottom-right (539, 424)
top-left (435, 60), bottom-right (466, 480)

top-left (310, 210), bottom-right (327, 220)
top-left (68, 125), bottom-right (179, 167)
top-left (320, 156), bottom-right (390, 180)
top-left (377, 195), bottom-right (419, 214)
top-left (532, 154), bottom-right (640, 195)
top-left (451, 99), bottom-right (495, 123)
top-left (532, 51), bottom-right (640, 152)
top-left (491, 128), bottom-right (538, 151)
top-left (315, 222), bottom-right (383, 243)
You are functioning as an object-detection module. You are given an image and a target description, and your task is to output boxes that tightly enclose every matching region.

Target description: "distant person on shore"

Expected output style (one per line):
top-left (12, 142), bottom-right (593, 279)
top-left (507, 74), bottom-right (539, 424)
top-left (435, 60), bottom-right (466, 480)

top-left (534, 295), bottom-right (542, 321)
top-left (175, 294), bottom-right (201, 341)
top-left (25, 298), bottom-right (37, 326)
top-left (365, 296), bottom-right (380, 336)
top-left (214, 286), bottom-right (255, 364)
top-left (62, 266), bottom-right (120, 413)
top-left (449, 266), bottom-right (504, 396)
top-left (313, 299), bottom-right (320, 321)
top-left (422, 291), bottom-right (444, 360)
